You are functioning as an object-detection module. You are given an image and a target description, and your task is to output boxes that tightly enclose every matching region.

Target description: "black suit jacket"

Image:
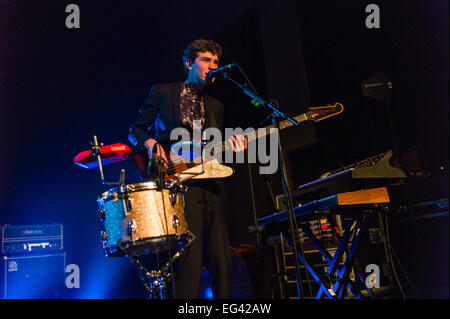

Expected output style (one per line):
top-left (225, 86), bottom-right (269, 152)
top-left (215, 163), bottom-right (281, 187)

top-left (128, 82), bottom-right (225, 192)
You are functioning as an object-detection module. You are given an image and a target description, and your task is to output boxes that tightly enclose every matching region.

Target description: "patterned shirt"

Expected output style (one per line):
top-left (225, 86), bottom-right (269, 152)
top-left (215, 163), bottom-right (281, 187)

top-left (180, 82), bottom-right (205, 135)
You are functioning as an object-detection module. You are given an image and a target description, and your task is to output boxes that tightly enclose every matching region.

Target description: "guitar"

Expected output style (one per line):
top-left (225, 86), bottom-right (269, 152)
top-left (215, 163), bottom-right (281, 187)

top-left (132, 103), bottom-right (343, 183)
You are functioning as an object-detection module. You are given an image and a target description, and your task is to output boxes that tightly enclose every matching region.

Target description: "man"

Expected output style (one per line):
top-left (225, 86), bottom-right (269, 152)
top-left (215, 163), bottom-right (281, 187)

top-left (128, 39), bottom-right (247, 298)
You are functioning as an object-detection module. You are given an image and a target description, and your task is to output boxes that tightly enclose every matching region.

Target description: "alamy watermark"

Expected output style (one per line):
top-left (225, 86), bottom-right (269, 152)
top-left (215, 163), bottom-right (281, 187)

top-left (365, 4), bottom-right (380, 29)
top-left (64, 5), bottom-right (381, 30)
top-left (65, 4), bottom-right (80, 29)
top-left (365, 263), bottom-right (380, 289)
top-left (65, 264), bottom-right (80, 289)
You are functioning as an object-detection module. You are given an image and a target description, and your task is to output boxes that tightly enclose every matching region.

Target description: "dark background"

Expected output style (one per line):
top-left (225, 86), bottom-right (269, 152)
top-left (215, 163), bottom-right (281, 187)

top-left (0, 0), bottom-right (448, 298)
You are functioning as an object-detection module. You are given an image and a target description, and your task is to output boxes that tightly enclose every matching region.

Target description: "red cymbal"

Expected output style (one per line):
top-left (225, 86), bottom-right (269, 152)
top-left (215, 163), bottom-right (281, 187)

top-left (74, 143), bottom-right (131, 169)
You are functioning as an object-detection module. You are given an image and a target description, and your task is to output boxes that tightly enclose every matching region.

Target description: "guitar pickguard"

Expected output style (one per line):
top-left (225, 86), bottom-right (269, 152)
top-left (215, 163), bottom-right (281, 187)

top-left (176, 158), bottom-right (234, 183)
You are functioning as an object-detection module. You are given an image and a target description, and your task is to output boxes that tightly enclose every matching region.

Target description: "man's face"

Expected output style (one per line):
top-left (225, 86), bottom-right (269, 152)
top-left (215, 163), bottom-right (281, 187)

top-left (185, 51), bottom-right (219, 86)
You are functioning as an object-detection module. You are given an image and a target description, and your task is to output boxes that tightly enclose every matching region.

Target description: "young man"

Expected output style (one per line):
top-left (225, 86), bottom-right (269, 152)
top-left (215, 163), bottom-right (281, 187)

top-left (128, 39), bottom-right (246, 298)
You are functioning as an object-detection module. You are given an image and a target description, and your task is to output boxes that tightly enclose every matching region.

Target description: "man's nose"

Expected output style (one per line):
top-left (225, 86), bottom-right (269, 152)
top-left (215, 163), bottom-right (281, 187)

top-left (208, 62), bottom-right (218, 70)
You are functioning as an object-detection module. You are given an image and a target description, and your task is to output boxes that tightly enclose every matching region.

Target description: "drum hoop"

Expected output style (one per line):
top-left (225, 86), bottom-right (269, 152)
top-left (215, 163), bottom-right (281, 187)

top-left (97, 181), bottom-right (183, 204)
top-left (105, 234), bottom-right (188, 257)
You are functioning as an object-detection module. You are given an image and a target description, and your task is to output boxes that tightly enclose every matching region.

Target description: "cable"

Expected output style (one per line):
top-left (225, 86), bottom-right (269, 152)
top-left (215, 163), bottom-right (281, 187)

top-left (247, 162), bottom-right (262, 248)
top-left (384, 212), bottom-right (420, 298)
top-left (389, 241), bottom-right (421, 298)
top-left (234, 65), bottom-right (281, 121)
top-left (158, 170), bottom-right (177, 299)
top-left (406, 185), bottom-right (425, 298)
top-left (235, 64), bottom-right (259, 95)
top-left (377, 210), bottom-right (406, 298)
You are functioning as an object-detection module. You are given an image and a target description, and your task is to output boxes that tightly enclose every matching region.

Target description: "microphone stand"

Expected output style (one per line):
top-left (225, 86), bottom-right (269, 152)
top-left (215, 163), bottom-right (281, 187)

top-left (222, 72), bottom-right (304, 298)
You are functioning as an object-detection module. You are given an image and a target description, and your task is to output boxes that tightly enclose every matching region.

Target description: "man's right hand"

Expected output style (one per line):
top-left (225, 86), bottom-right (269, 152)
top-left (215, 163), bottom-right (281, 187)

top-left (143, 138), bottom-right (168, 163)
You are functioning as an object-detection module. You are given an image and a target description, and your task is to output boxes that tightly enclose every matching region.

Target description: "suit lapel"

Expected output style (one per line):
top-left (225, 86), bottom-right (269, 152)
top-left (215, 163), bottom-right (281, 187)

top-left (171, 82), bottom-right (182, 127)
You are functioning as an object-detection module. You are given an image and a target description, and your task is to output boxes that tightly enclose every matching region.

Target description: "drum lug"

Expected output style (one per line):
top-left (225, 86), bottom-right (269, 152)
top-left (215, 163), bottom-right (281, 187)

top-left (169, 193), bottom-right (177, 206)
top-left (128, 220), bottom-right (137, 235)
top-left (98, 207), bottom-right (105, 221)
top-left (124, 198), bottom-right (132, 214)
top-left (172, 215), bottom-right (180, 229)
top-left (101, 230), bottom-right (111, 256)
top-left (101, 229), bottom-right (108, 241)
top-left (182, 193), bottom-right (185, 208)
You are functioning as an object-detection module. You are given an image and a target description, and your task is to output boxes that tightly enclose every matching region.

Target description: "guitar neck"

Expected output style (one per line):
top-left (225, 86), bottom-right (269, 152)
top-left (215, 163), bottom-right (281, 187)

top-left (214, 111), bottom-right (312, 154)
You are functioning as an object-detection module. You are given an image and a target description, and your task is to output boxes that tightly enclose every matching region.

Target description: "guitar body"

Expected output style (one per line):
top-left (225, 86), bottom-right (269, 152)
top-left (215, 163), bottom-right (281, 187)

top-left (177, 158), bottom-right (234, 183)
top-left (130, 148), bottom-right (234, 183)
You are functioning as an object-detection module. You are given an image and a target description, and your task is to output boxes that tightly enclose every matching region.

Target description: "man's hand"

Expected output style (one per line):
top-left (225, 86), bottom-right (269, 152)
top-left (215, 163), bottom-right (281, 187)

top-left (227, 134), bottom-right (248, 153)
top-left (143, 138), bottom-right (168, 163)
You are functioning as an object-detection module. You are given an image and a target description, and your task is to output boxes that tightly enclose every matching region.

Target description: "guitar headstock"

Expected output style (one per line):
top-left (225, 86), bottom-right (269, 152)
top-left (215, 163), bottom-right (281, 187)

top-left (307, 103), bottom-right (344, 122)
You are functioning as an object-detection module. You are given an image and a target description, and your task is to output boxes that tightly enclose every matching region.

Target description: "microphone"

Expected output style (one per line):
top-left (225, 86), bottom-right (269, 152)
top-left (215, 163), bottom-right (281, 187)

top-left (206, 64), bottom-right (236, 81)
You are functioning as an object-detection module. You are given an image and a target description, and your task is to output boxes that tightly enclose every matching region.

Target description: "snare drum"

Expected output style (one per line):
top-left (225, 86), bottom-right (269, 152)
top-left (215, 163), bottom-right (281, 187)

top-left (97, 181), bottom-right (188, 256)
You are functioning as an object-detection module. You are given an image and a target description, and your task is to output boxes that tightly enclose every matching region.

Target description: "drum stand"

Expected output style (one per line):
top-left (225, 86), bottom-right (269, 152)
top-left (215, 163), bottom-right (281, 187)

top-left (123, 231), bottom-right (195, 299)
top-left (129, 155), bottom-right (194, 299)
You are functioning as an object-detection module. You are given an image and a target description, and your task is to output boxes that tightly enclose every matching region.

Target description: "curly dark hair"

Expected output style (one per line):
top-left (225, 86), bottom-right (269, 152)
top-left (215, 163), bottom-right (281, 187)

top-left (182, 39), bottom-right (223, 74)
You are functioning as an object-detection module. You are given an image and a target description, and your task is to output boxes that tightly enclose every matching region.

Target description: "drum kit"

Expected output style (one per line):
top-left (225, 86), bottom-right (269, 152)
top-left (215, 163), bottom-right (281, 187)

top-left (74, 136), bottom-right (195, 299)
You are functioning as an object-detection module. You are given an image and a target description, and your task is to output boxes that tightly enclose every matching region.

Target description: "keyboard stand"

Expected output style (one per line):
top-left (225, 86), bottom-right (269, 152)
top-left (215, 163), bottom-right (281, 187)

top-left (281, 207), bottom-right (383, 299)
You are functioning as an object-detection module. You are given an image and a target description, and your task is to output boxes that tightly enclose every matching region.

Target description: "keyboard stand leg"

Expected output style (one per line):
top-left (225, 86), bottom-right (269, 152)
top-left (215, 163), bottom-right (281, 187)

top-left (300, 220), bottom-right (362, 299)
top-left (330, 213), bottom-right (371, 299)
top-left (280, 230), bottom-right (334, 299)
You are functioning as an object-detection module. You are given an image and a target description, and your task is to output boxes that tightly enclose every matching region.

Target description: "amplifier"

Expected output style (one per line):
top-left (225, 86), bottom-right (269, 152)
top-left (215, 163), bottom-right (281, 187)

top-left (1, 252), bottom-right (66, 299)
top-left (1, 224), bottom-right (63, 255)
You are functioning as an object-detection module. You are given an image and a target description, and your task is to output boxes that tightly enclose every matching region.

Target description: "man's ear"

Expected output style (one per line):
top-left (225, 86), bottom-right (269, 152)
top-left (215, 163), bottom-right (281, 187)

top-left (185, 59), bottom-right (193, 71)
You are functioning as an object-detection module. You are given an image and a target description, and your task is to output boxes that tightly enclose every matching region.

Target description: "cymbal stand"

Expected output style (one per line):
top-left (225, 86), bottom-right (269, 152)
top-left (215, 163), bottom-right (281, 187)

top-left (90, 135), bottom-right (126, 187)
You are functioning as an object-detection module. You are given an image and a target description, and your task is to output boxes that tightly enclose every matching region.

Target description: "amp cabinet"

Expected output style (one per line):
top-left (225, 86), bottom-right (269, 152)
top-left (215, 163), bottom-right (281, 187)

top-left (1, 252), bottom-right (66, 299)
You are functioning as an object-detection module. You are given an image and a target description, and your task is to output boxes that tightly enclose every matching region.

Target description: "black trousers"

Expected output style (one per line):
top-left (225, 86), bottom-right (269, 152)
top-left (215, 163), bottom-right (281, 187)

top-left (171, 184), bottom-right (231, 299)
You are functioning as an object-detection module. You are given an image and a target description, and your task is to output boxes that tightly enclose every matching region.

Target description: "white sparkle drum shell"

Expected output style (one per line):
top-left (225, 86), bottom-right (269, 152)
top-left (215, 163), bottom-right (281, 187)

top-left (97, 181), bottom-right (188, 256)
